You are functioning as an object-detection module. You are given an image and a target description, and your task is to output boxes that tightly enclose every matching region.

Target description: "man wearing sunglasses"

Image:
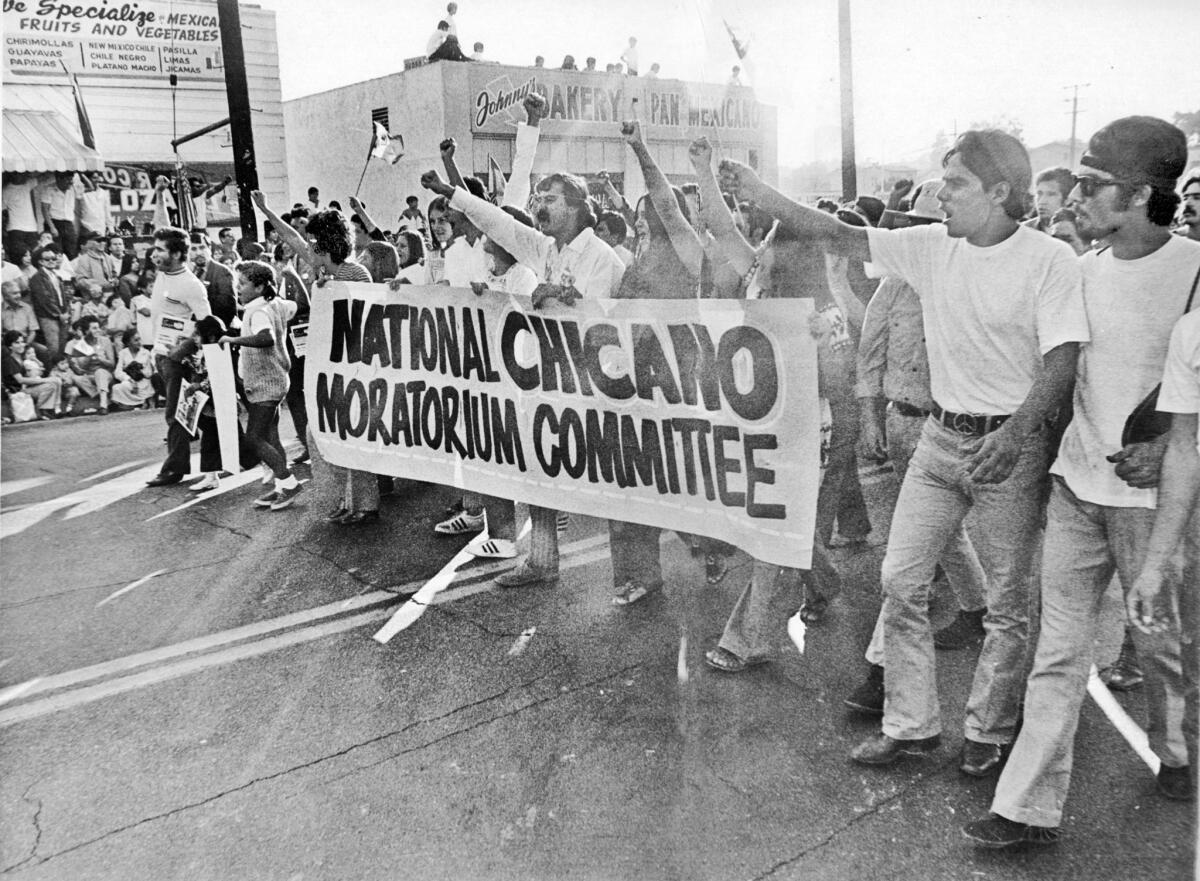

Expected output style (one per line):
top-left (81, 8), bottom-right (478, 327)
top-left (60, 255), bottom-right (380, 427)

top-left (720, 130), bottom-right (1088, 784)
top-left (965, 116), bottom-right (1199, 848)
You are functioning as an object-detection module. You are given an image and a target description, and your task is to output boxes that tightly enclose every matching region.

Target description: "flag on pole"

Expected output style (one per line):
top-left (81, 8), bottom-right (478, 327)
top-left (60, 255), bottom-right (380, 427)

top-left (370, 122), bottom-right (404, 165)
top-left (174, 162), bottom-right (198, 232)
top-left (723, 19), bottom-right (749, 60)
top-left (60, 62), bottom-right (96, 149)
top-left (487, 154), bottom-right (506, 203)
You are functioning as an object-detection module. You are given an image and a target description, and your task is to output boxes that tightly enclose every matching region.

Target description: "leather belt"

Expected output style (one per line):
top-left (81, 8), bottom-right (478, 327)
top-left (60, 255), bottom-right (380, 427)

top-left (931, 404), bottom-right (1010, 436)
top-left (889, 401), bottom-right (931, 419)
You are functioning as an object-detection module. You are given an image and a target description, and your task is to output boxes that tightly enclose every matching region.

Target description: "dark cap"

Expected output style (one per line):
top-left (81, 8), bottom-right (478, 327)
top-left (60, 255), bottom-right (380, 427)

top-left (1081, 116), bottom-right (1187, 190)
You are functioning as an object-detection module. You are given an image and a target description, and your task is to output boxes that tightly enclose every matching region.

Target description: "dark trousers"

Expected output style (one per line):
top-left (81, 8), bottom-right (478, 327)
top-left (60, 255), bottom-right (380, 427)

top-left (53, 219), bottom-right (78, 259)
top-left (156, 355), bottom-right (192, 476)
top-left (198, 413), bottom-right (257, 473)
top-left (285, 354), bottom-right (308, 444)
top-left (246, 400), bottom-right (289, 479)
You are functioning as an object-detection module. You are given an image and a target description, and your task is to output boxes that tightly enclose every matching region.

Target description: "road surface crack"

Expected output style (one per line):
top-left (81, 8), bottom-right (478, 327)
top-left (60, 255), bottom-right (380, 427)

top-left (296, 544), bottom-right (375, 588)
top-left (189, 512), bottom-right (254, 542)
top-left (14, 661), bottom-right (642, 870)
top-left (2, 784), bottom-right (44, 873)
top-left (747, 759), bottom-right (956, 881)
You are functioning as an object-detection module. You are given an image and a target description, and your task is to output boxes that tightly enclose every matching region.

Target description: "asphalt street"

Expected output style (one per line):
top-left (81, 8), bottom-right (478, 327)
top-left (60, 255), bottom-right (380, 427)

top-left (0, 409), bottom-right (1194, 880)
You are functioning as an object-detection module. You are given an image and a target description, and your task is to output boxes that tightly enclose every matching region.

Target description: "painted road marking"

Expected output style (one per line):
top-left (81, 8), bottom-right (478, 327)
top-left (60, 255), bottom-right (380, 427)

top-left (80, 458), bottom-right (158, 484)
top-left (95, 569), bottom-right (170, 609)
top-left (0, 536), bottom-right (612, 727)
top-left (0, 476), bottom-right (56, 498)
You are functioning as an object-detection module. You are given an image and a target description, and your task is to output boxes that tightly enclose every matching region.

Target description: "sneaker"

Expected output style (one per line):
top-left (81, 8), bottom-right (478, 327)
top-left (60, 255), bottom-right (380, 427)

top-left (253, 490), bottom-right (280, 508)
top-left (1100, 639), bottom-right (1144, 691)
top-left (962, 815), bottom-right (1060, 849)
top-left (960, 738), bottom-right (1007, 777)
top-left (270, 483), bottom-right (303, 511)
top-left (435, 510), bottom-right (486, 535)
top-left (189, 473), bottom-right (219, 492)
top-left (291, 447), bottom-right (311, 465)
top-left (1156, 764), bottom-right (1195, 801)
top-left (850, 732), bottom-right (941, 766)
top-left (469, 538), bottom-right (518, 559)
top-left (495, 561), bottom-right (558, 588)
top-left (844, 664), bottom-right (885, 715)
top-left (934, 608), bottom-right (986, 651)
top-left (556, 511), bottom-right (571, 535)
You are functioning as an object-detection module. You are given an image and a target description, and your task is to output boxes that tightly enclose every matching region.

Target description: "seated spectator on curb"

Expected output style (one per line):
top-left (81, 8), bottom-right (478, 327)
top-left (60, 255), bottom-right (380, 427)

top-left (64, 315), bottom-right (115, 413)
top-left (109, 328), bottom-right (158, 410)
top-left (78, 280), bottom-right (110, 324)
top-left (106, 291), bottom-right (134, 344)
top-left (2, 330), bottom-right (63, 418)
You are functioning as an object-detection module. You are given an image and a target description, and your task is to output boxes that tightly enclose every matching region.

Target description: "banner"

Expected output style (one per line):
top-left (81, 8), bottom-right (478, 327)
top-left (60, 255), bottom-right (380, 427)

top-left (469, 66), bottom-right (763, 137)
top-left (306, 284), bottom-right (821, 569)
top-left (203, 343), bottom-right (240, 474)
top-left (3, 0), bottom-right (223, 81)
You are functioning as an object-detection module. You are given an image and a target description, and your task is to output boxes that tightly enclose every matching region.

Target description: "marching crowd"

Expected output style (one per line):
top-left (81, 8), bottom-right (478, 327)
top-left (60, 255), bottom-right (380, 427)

top-left (3, 78), bottom-right (1199, 853)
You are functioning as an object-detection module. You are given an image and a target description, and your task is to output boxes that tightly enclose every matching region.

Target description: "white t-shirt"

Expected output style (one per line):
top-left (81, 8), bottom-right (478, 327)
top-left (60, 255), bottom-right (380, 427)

top-left (443, 236), bottom-right (488, 288)
top-left (1158, 309), bottom-right (1200, 452)
top-left (79, 189), bottom-right (110, 233)
top-left (3, 179), bottom-right (39, 232)
top-left (132, 293), bottom-right (154, 343)
top-left (1052, 236), bottom-right (1200, 508)
top-left (488, 262), bottom-right (538, 297)
top-left (866, 223), bottom-right (1088, 414)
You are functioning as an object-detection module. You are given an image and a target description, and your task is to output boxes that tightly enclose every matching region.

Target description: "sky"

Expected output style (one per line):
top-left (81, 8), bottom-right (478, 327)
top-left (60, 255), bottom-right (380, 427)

top-left (255, 0), bottom-right (1200, 168)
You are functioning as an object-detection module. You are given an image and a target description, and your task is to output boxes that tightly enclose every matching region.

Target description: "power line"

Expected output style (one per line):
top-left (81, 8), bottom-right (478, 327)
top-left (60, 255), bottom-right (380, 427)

top-left (1064, 83), bottom-right (1090, 167)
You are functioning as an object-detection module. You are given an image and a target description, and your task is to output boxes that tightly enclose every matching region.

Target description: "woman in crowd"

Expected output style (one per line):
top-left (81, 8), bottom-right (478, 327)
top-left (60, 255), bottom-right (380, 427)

top-left (105, 290), bottom-right (134, 345)
top-left (109, 328), bottom-right (158, 410)
top-left (361, 240), bottom-right (400, 284)
top-left (394, 229), bottom-right (426, 284)
top-left (2, 330), bottom-right (63, 419)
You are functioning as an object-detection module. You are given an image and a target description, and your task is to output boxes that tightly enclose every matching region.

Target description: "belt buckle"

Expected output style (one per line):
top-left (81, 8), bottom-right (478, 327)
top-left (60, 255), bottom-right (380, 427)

top-left (951, 412), bottom-right (977, 434)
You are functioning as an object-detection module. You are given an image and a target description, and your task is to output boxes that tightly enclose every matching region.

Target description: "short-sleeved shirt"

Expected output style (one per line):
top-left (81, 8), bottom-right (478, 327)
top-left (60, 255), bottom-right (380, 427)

top-left (1159, 309), bottom-right (1200, 451)
top-left (332, 261), bottom-right (372, 283)
top-left (3, 180), bottom-right (39, 232)
top-left (866, 223), bottom-right (1088, 414)
top-left (1052, 236), bottom-right (1200, 508)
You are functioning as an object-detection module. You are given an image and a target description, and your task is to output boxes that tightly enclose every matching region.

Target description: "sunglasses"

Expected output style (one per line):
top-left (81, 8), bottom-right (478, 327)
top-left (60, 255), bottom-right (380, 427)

top-left (1073, 173), bottom-right (1135, 198)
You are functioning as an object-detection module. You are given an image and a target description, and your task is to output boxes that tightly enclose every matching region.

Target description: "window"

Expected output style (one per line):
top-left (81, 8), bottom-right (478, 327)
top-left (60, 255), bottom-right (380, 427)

top-left (371, 107), bottom-right (389, 131)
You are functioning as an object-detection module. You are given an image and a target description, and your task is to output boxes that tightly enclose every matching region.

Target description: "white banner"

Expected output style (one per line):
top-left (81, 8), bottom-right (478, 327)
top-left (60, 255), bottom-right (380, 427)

top-left (202, 343), bottom-right (240, 474)
top-left (306, 283), bottom-right (820, 568)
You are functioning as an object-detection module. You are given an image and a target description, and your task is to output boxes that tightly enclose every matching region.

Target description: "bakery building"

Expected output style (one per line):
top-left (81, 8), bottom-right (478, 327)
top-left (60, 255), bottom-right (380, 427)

top-left (284, 60), bottom-right (777, 230)
top-left (2, 0), bottom-right (287, 239)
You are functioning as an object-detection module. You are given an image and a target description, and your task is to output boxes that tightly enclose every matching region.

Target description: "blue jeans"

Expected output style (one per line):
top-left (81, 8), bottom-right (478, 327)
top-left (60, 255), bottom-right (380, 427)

top-left (991, 478), bottom-right (1189, 827)
top-left (880, 418), bottom-right (1048, 742)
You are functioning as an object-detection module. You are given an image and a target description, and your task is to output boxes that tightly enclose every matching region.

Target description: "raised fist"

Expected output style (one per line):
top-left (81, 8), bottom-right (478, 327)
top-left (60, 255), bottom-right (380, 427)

top-left (439, 138), bottom-right (456, 158)
top-left (718, 159), bottom-right (763, 201)
top-left (620, 119), bottom-right (642, 145)
top-left (688, 137), bottom-right (713, 167)
top-left (420, 170), bottom-right (453, 196)
top-left (523, 92), bottom-right (548, 125)
top-left (250, 189), bottom-right (267, 210)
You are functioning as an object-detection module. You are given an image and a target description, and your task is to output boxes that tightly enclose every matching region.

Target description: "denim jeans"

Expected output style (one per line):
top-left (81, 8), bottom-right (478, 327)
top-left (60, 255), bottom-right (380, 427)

top-left (864, 410), bottom-right (987, 666)
top-left (156, 355), bottom-right (192, 476)
top-left (991, 478), bottom-right (1189, 827)
top-left (880, 418), bottom-right (1048, 742)
top-left (609, 520), bottom-right (663, 591)
top-left (717, 562), bottom-right (805, 661)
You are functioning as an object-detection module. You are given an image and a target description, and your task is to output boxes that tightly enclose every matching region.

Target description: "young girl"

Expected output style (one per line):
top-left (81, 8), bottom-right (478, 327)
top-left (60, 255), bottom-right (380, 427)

top-left (217, 261), bottom-right (302, 511)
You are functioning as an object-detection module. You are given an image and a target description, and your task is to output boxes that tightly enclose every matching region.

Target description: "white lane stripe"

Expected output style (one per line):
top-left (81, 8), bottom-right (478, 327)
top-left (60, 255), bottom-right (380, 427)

top-left (0, 679), bottom-right (42, 708)
top-left (0, 541), bottom-right (614, 728)
top-left (80, 458), bottom-right (158, 483)
top-left (1086, 664), bottom-right (1161, 774)
top-left (1, 463), bottom-right (166, 538)
top-left (95, 569), bottom-right (170, 609)
top-left (0, 533), bottom-right (611, 709)
top-left (0, 476), bottom-right (55, 498)
top-left (143, 469), bottom-right (270, 521)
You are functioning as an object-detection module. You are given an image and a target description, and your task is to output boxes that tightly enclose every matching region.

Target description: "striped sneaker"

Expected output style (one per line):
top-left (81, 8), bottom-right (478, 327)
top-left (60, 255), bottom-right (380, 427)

top-left (270, 483), bottom-right (304, 511)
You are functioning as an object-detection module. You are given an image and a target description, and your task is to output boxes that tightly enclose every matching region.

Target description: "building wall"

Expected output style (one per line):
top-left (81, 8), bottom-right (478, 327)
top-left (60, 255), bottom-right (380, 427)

top-left (284, 62), bottom-right (777, 232)
top-left (1, 1), bottom-right (287, 230)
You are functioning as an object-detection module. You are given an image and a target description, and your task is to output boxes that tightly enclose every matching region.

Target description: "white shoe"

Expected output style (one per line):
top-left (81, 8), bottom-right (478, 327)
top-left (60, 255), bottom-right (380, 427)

top-left (189, 474), bottom-right (219, 492)
top-left (468, 538), bottom-right (517, 559)
top-left (435, 509), bottom-right (486, 535)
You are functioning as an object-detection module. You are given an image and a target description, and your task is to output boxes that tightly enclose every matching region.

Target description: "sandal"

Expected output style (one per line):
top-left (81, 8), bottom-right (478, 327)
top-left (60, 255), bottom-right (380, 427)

top-left (612, 580), bottom-right (662, 606)
top-left (704, 646), bottom-right (768, 673)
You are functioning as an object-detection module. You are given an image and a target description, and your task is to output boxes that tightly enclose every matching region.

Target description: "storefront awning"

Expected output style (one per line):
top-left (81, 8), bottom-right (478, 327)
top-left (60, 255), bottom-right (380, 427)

top-left (3, 109), bottom-right (104, 174)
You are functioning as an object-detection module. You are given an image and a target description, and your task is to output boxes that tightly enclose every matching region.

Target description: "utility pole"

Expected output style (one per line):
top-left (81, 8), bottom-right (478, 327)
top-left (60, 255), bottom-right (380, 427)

top-left (837, 0), bottom-right (856, 202)
top-left (1064, 83), bottom-right (1090, 168)
top-left (217, 0), bottom-right (260, 241)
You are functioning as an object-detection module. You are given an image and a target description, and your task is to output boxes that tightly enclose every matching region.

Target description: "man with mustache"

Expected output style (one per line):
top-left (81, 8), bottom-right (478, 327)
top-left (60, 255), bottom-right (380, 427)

top-left (1177, 173), bottom-right (1200, 242)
